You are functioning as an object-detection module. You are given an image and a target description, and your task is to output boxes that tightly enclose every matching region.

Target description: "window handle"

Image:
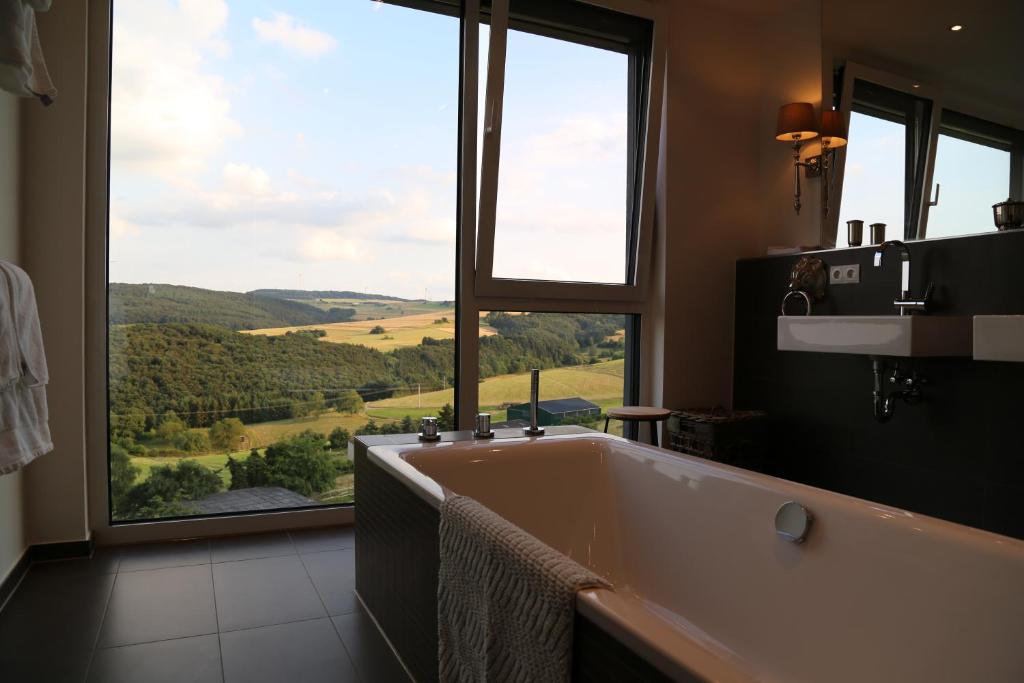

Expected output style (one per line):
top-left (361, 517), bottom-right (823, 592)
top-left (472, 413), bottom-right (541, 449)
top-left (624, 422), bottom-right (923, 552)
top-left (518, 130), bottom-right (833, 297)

top-left (928, 182), bottom-right (941, 207)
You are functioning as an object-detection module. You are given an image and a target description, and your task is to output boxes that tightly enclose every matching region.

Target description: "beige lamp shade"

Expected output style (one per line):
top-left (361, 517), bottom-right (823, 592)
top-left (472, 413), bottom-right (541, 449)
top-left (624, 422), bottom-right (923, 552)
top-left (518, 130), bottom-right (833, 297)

top-left (775, 102), bottom-right (818, 141)
top-left (820, 110), bottom-right (848, 147)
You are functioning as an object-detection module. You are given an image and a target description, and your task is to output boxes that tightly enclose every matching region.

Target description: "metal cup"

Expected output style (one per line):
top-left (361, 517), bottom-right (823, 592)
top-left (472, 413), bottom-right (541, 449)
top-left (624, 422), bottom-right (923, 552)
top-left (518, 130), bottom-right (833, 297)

top-left (474, 413), bottom-right (494, 438)
top-left (419, 416), bottom-right (440, 441)
top-left (846, 220), bottom-right (864, 247)
top-left (870, 223), bottom-right (886, 245)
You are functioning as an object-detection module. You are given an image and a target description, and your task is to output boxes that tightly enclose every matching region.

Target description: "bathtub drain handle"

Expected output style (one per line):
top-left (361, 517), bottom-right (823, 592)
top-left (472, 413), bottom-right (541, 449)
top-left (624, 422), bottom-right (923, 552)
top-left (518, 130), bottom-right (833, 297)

top-left (775, 501), bottom-right (813, 543)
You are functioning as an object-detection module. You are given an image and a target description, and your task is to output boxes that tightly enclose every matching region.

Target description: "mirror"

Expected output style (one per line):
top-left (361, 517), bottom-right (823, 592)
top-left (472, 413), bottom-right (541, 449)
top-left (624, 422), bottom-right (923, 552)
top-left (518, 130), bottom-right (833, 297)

top-left (822, 0), bottom-right (1024, 248)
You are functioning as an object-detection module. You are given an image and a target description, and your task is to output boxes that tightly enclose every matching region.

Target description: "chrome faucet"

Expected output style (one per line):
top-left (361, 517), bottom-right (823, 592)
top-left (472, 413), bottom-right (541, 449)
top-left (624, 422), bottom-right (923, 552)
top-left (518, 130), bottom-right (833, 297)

top-left (524, 368), bottom-right (544, 436)
top-left (873, 240), bottom-right (933, 315)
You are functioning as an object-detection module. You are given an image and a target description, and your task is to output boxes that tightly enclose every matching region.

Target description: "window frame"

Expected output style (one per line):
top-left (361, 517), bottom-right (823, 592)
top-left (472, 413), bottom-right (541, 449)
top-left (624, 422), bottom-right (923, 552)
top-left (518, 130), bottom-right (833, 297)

top-left (472, 0), bottom-right (664, 302)
top-left (828, 62), bottom-right (941, 245)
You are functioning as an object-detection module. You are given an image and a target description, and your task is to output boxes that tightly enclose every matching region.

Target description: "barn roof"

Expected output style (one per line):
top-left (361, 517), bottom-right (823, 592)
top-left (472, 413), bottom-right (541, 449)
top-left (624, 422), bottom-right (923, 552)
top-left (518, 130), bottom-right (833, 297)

top-left (510, 397), bottom-right (600, 414)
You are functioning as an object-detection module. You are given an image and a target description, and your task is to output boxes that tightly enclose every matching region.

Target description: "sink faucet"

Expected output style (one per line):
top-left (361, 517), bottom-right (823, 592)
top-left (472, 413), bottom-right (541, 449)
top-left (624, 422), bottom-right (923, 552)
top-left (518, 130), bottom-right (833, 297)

top-left (524, 368), bottom-right (544, 436)
top-left (873, 240), bottom-right (933, 315)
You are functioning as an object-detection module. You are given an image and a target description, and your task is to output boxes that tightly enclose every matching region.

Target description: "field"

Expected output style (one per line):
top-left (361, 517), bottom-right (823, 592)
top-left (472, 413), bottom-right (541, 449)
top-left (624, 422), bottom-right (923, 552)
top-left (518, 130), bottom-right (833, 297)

top-left (367, 358), bottom-right (625, 418)
top-left (295, 297), bottom-right (449, 321)
top-left (242, 309), bottom-right (497, 352)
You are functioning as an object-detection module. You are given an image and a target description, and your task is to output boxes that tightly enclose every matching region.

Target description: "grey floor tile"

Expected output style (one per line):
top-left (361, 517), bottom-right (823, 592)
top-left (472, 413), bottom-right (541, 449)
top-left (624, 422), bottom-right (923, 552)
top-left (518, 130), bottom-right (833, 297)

top-left (289, 526), bottom-right (354, 554)
top-left (0, 568), bottom-right (114, 657)
top-left (213, 555), bottom-right (326, 632)
top-left (333, 608), bottom-right (410, 683)
top-left (119, 539), bottom-right (211, 572)
top-left (87, 634), bottom-right (223, 683)
top-left (301, 549), bottom-right (358, 616)
top-left (97, 564), bottom-right (218, 647)
top-left (211, 531), bottom-right (295, 564)
top-left (221, 618), bottom-right (358, 683)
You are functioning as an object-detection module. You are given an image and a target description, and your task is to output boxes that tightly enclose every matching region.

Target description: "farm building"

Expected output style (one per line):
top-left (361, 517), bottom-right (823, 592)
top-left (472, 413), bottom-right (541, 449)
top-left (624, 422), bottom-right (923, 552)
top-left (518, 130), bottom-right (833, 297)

top-left (506, 397), bottom-right (600, 426)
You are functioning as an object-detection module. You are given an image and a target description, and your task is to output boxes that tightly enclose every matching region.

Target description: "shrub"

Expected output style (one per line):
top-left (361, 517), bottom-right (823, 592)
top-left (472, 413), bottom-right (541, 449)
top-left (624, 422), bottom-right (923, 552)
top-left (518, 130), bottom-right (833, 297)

top-left (172, 429), bottom-right (210, 453)
top-left (369, 325), bottom-right (386, 334)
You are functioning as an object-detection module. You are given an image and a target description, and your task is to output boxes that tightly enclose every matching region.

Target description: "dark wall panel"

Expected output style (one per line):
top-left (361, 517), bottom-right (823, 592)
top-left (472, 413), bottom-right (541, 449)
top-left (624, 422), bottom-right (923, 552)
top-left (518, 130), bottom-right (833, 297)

top-left (734, 230), bottom-right (1024, 539)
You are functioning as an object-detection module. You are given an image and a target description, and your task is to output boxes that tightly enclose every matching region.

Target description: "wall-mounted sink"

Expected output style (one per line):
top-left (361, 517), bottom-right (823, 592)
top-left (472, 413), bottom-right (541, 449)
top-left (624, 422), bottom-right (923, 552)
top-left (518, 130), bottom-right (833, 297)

top-left (973, 316), bottom-right (1024, 362)
top-left (778, 316), bottom-right (973, 357)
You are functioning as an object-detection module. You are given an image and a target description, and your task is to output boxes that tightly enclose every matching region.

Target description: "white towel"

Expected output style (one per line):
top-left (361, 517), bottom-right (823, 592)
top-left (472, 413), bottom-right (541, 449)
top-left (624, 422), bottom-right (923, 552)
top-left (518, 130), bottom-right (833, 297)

top-left (0, 259), bottom-right (52, 474)
top-left (0, 0), bottom-right (57, 105)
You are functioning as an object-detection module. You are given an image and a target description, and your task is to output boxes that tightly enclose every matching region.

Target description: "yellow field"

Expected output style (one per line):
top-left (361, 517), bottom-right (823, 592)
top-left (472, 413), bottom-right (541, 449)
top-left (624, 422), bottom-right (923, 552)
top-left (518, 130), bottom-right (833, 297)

top-left (243, 310), bottom-right (497, 352)
top-left (368, 359), bottom-right (625, 412)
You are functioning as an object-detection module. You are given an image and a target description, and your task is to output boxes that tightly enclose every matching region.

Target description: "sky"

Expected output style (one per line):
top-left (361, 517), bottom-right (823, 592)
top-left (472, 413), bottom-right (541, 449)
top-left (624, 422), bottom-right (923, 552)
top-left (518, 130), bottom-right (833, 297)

top-left (109, 0), bottom-right (628, 299)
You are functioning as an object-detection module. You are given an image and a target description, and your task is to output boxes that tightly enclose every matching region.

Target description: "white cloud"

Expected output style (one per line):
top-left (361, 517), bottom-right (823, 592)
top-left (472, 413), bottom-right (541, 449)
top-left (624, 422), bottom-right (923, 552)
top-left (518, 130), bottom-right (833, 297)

top-left (252, 13), bottom-right (338, 58)
top-left (299, 230), bottom-right (365, 262)
top-left (110, 0), bottom-right (240, 182)
top-left (222, 163), bottom-right (272, 197)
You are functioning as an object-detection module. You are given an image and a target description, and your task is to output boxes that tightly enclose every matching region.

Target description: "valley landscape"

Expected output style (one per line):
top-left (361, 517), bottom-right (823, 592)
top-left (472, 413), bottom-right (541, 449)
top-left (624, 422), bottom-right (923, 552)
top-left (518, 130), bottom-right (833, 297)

top-left (108, 284), bottom-right (627, 520)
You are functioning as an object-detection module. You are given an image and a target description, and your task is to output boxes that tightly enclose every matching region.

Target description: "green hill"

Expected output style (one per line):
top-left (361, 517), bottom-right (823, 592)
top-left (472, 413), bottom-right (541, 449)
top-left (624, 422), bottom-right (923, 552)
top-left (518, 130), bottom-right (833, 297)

top-left (248, 289), bottom-right (408, 302)
top-left (109, 283), bottom-right (357, 330)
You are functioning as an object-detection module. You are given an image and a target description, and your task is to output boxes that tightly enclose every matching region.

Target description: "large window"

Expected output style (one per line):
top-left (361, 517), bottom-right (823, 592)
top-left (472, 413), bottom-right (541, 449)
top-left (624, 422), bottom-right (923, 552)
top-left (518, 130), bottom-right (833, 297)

top-left (108, 1), bottom-right (459, 521)
top-left (105, 0), bottom-right (663, 524)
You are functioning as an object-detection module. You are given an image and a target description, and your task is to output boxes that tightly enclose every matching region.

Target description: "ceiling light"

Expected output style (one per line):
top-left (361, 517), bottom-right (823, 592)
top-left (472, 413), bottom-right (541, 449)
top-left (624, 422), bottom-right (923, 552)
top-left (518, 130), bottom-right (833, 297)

top-left (912, 84), bottom-right (920, 89)
top-left (949, 24), bottom-right (964, 31)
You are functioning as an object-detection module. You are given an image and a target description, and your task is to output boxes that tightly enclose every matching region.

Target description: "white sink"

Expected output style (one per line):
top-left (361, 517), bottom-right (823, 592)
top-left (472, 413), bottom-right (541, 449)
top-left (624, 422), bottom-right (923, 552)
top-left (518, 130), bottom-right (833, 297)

top-left (973, 316), bottom-right (1024, 362)
top-left (777, 315), bottom-right (973, 357)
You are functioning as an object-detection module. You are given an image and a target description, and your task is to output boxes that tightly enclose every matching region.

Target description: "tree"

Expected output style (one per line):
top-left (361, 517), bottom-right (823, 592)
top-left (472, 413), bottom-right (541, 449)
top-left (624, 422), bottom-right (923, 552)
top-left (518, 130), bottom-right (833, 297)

top-left (307, 392), bottom-right (327, 416)
top-left (369, 325), bottom-right (386, 334)
top-left (356, 420), bottom-right (380, 436)
top-left (172, 429), bottom-right (210, 453)
top-left (226, 455), bottom-right (249, 490)
top-left (244, 449), bottom-right (270, 487)
top-left (438, 403), bottom-right (455, 431)
top-left (209, 417), bottom-right (246, 451)
top-left (335, 389), bottom-right (364, 414)
top-left (328, 427), bottom-right (351, 450)
top-left (120, 459), bottom-right (222, 517)
top-left (110, 443), bottom-right (140, 517)
top-left (263, 431), bottom-right (335, 496)
top-left (157, 411), bottom-right (186, 441)
top-left (400, 415), bottom-right (415, 433)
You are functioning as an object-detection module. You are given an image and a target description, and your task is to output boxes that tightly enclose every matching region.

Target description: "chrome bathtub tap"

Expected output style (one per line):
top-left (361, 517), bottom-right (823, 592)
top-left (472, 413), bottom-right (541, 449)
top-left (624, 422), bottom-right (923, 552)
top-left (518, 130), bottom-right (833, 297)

top-left (873, 240), bottom-right (934, 315)
top-left (524, 368), bottom-right (544, 436)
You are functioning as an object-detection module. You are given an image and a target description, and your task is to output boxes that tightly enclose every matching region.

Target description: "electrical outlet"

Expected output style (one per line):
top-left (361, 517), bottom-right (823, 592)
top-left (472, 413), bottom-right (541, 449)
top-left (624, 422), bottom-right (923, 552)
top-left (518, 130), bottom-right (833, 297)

top-left (829, 264), bottom-right (860, 285)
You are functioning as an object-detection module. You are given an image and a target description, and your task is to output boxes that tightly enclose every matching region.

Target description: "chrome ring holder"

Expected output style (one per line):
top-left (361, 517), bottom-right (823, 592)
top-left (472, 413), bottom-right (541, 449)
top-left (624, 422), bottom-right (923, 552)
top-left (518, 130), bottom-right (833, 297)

top-left (781, 289), bottom-right (813, 316)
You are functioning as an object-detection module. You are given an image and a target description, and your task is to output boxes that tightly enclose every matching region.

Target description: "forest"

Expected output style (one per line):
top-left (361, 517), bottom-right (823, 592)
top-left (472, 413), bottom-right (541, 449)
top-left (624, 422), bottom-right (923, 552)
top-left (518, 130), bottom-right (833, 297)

top-left (109, 311), bottom-right (625, 433)
top-left (109, 283), bottom-right (358, 330)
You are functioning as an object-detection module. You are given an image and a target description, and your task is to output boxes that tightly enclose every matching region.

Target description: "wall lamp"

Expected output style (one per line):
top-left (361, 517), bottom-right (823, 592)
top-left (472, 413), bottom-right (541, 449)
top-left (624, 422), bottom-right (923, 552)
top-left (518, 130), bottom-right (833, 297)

top-left (775, 102), bottom-right (820, 215)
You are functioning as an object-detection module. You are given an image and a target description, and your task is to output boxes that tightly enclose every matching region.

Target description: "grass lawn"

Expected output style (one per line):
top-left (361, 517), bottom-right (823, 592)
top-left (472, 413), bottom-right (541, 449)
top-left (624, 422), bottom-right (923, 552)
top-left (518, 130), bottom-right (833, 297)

top-left (242, 309), bottom-right (498, 352)
top-left (244, 411), bottom-right (391, 448)
top-left (131, 451), bottom-right (243, 486)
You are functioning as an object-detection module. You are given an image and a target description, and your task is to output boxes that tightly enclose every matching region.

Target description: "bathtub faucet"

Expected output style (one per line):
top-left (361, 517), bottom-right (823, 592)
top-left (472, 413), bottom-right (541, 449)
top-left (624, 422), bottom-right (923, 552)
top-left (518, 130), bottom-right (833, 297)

top-left (871, 359), bottom-right (926, 422)
top-left (524, 368), bottom-right (545, 436)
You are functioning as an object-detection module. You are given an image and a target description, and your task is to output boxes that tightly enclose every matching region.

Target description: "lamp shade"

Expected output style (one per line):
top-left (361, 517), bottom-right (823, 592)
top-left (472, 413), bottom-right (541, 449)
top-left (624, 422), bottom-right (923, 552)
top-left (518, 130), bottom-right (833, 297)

top-left (820, 110), bottom-right (847, 148)
top-left (775, 102), bottom-right (818, 141)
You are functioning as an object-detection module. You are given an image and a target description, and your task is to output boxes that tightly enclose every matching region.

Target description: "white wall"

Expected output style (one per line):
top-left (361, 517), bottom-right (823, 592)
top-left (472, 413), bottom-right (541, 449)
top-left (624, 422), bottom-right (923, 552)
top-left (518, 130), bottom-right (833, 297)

top-left (0, 92), bottom-right (26, 581)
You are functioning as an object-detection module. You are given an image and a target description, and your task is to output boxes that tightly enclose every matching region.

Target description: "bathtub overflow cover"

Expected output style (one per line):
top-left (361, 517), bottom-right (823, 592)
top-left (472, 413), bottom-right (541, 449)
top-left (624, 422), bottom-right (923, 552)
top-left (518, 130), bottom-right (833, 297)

top-left (775, 501), bottom-right (813, 543)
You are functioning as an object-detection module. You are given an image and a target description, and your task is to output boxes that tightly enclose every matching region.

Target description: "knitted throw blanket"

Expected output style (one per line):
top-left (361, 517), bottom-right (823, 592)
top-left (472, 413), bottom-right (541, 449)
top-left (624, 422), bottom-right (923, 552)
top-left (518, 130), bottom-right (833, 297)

top-left (438, 495), bottom-right (611, 683)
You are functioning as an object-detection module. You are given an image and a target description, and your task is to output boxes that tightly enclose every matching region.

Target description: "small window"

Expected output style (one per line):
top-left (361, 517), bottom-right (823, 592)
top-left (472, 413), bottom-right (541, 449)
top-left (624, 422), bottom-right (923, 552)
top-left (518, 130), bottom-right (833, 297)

top-left (926, 110), bottom-right (1023, 239)
top-left (838, 79), bottom-right (932, 241)
top-left (475, 0), bottom-right (660, 299)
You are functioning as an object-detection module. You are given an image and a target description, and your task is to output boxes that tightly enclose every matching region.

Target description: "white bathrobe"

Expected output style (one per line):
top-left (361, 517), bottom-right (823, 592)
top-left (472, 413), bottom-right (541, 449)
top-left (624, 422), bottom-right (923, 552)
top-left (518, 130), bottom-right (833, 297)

top-left (0, 259), bottom-right (52, 475)
top-left (0, 0), bottom-right (57, 104)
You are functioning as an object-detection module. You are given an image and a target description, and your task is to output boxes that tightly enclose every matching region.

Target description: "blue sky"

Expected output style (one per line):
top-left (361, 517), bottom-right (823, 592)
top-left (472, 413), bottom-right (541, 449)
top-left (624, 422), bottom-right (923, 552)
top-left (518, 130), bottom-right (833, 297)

top-left (109, 0), bottom-right (627, 298)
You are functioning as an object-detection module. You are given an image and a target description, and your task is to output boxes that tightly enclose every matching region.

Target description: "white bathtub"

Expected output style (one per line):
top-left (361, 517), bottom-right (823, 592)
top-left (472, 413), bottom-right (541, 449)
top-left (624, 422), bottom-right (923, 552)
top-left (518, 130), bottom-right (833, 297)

top-left (368, 432), bottom-right (1024, 683)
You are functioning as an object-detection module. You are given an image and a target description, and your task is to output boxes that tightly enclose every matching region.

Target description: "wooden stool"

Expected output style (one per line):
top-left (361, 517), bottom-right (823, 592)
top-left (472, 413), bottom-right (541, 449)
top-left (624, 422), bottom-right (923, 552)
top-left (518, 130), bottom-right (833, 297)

top-left (604, 407), bottom-right (672, 447)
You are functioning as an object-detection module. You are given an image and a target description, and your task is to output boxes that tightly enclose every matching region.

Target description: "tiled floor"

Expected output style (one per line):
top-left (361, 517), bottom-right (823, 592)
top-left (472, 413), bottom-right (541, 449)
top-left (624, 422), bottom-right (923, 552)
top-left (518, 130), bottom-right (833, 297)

top-left (0, 527), bottom-right (410, 683)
